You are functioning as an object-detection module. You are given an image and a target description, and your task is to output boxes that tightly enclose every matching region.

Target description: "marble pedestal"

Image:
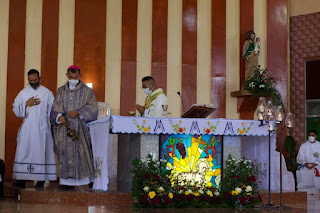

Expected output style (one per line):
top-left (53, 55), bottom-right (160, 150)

top-left (117, 134), bottom-right (159, 192)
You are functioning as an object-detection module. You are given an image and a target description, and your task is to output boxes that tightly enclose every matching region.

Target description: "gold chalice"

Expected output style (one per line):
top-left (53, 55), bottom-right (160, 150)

top-left (128, 111), bottom-right (136, 116)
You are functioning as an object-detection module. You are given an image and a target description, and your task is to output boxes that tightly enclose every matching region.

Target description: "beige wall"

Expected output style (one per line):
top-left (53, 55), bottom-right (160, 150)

top-left (290, 0), bottom-right (320, 16)
top-left (0, 0), bottom-right (9, 160)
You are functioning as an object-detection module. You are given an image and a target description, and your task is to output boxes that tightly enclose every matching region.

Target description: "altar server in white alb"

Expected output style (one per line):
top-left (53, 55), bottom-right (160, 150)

top-left (136, 76), bottom-right (167, 117)
top-left (297, 130), bottom-right (320, 194)
top-left (12, 69), bottom-right (57, 190)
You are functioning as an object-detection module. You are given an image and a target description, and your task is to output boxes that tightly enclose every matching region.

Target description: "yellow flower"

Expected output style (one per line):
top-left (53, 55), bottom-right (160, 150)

top-left (232, 190), bottom-right (239, 196)
top-left (194, 192), bottom-right (200, 197)
top-left (206, 182), bottom-right (213, 187)
top-left (207, 121), bottom-right (210, 125)
top-left (240, 129), bottom-right (245, 134)
top-left (143, 127), bottom-right (149, 132)
top-left (148, 191), bottom-right (156, 199)
top-left (207, 191), bottom-right (213, 197)
top-left (185, 191), bottom-right (190, 195)
top-left (168, 192), bottom-right (173, 199)
top-left (247, 193), bottom-right (251, 195)
top-left (179, 120), bottom-right (182, 124)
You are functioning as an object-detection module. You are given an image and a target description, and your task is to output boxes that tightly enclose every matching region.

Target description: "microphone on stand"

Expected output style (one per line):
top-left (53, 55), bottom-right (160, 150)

top-left (177, 91), bottom-right (185, 113)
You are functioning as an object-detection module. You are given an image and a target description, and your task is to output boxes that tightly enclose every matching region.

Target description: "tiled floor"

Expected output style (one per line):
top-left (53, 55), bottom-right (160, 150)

top-left (0, 195), bottom-right (319, 213)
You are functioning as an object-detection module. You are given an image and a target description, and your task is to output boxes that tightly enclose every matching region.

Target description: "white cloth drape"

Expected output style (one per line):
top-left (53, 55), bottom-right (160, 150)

top-left (241, 135), bottom-right (276, 191)
top-left (88, 118), bottom-right (110, 191)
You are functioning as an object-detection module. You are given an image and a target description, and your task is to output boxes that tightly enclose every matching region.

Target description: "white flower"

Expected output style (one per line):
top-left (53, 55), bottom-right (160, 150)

top-left (149, 152), bottom-right (156, 161)
top-left (245, 186), bottom-right (253, 192)
top-left (235, 187), bottom-right (242, 193)
top-left (179, 190), bottom-right (184, 194)
top-left (249, 82), bottom-right (255, 88)
top-left (187, 189), bottom-right (193, 194)
top-left (143, 186), bottom-right (150, 192)
top-left (158, 187), bottom-right (164, 191)
top-left (198, 190), bottom-right (204, 194)
top-left (141, 159), bottom-right (146, 163)
top-left (259, 84), bottom-right (265, 88)
top-left (214, 191), bottom-right (220, 196)
top-left (146, 161), bottom-right (151, 164)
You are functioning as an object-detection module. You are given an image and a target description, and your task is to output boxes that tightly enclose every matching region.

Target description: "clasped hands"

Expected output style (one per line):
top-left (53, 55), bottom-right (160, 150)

top-left (58, 111), bottom-right (79, 124)
top-left (305, 162), bottom-right (318, 169)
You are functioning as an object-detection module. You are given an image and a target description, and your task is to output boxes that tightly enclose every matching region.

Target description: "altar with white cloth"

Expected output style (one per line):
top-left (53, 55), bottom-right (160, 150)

top-left (88, 116), bottom-right (279, 192)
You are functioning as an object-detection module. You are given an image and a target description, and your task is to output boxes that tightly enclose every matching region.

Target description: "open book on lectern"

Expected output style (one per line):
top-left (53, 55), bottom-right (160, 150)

top-left (181, 104), bottom-right (216, 118)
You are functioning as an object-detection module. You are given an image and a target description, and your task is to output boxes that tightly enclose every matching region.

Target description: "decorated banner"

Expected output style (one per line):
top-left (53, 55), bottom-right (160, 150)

top-left (161, 134), bottom-right (222, 187)
top-left (111, 116), bottom-right (271, 136)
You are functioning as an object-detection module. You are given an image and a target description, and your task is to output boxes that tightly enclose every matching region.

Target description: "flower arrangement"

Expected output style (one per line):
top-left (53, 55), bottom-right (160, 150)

top-left (131, 154), bottom-right (261, 209)
top-left (220, 155), bottom-right (261, 209)
top-left (243, 66), bottom-right (283, 108)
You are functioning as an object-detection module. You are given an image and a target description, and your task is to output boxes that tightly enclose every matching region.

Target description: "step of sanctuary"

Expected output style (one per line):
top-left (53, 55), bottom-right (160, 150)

top-left (3, 182), bottom-right (307, 207)
top-left (3, 182), bottom-right (133, 208)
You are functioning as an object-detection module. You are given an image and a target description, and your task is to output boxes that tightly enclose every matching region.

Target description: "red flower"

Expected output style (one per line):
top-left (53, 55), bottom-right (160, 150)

top-left (211, 196), bottom-right (222, 204)
top-left (206, 129), bottom-right (211, 134)
top-left (143, 174), bottom-right (151, 179)
top-left (163, 197), bottom-right (172, 204)
top-left (141, 195), bottom-right (148, 204)
top-left (152, 174), bottom-right (159, 181)
top-left (238, 197), bottom-right (246, 205)
top-left (224, 192), bottom-right (231, 200)
top-left (246, 175), bottom-right (256, 182)
top-left (179, 128), bottom-right (184, 133)
top-left (247, 195), bottom-right (255, 202)
top-left (150, 196), bottom-right (161, 206)
top-left (200, 196), bottom-right (209, 202)
top-left (259, 74), bottom-right (263, 78)
top-left (264, 80), bottom-right (267, 83)
top-left (185, 195), bottom-right (193, 202)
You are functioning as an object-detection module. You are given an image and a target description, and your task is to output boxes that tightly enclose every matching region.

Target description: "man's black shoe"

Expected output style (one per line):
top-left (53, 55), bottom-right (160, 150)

top-left (88, 182), bottom-right (93, 188)
top-left (35, 181), bottom-right (45, 191)
top-left (12, 180), bottom-right (25, 189)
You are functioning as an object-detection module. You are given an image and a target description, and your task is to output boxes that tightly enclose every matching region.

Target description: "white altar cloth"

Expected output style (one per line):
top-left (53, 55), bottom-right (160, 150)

top-left (111, 116), bottom-right (271, 136)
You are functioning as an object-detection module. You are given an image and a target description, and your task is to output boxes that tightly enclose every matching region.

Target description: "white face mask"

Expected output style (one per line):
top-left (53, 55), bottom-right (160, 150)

top-left (143, 88), bottom-right (152, 95)
top-left (68, 79), bottom-right (79, 87)
top-left (309, 136), bottom-right (316, 143)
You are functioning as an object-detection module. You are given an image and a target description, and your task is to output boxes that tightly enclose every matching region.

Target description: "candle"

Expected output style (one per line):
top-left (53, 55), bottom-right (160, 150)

top-left (258, 104), bottom-right (265, 113)
top-left (258, 113), bottom-right (264, 120)
top-left (287, 121), bottom-right (292, 128)
top-left (268, 123), bottom-right (274, 131)
top-left (277, 112), bottom-right (283, 121)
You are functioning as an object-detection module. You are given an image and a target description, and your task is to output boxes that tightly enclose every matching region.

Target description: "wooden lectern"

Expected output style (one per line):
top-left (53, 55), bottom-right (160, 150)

top-left (181, 104), bottom-right (216, 118)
